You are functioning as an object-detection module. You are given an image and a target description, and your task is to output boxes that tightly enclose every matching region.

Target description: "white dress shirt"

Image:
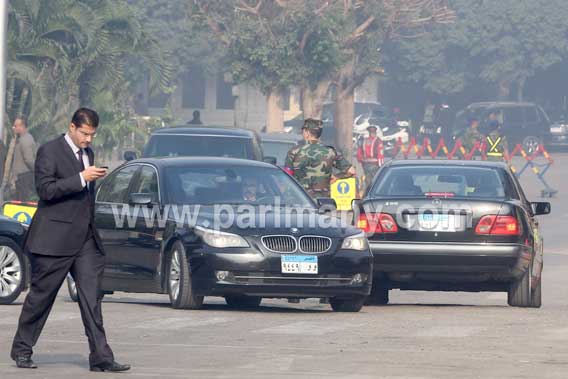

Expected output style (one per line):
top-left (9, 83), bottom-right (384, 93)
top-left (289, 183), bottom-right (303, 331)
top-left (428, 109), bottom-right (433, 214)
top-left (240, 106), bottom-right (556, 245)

top-left (64, 134), bottom-right (89, 188)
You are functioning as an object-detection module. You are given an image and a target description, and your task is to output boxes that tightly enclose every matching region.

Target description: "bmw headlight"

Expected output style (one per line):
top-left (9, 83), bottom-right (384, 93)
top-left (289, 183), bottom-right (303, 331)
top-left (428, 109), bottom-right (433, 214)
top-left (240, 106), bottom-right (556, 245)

top-left (195, 226), bottom-right (249, 248)
top-left (341, 232), bottom-right (369, 251)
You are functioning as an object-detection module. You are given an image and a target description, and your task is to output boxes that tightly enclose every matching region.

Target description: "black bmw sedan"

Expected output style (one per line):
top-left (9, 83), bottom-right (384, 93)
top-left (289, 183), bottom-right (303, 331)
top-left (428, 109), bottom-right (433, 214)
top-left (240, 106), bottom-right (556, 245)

top-left (354, 160), bottom-right (550, 308)
top-left (74, 157), bottom-right (372, 312)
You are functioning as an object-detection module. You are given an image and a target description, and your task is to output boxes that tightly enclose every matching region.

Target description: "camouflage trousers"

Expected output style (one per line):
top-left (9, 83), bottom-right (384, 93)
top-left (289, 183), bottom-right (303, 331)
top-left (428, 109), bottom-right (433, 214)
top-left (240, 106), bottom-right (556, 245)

top-left (306, 189), bottom-right (330, 199)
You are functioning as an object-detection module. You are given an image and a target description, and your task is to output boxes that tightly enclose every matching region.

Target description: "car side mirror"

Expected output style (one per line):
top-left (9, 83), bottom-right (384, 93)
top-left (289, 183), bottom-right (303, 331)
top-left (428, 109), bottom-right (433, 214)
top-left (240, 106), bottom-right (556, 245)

top-left (263, 156), bottom-right (277, 165)
top-left (316, 198), bottom-right (337, 212)
top-left (124, 151), bottom-right (137, 161)
top-left (531, 202), bottom-right (551, 216)
top-left (129, 193), bottom-right (154, 206)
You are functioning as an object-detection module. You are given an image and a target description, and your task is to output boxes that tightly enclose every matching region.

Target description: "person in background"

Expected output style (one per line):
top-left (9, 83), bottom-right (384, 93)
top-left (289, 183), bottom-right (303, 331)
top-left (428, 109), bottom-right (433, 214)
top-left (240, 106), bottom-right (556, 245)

top-left (187, 110), bottom-right (203, 125)
top-left (486, 121), bottom-right (508, 161)
top-left (2, 116), bottom-right (37, 201)
top-left (463, 117), bottom-right (483, 152)
top-left (356, 125), bottom-right (384, 189)
top-left (285, 119), bottom-right (356, 198)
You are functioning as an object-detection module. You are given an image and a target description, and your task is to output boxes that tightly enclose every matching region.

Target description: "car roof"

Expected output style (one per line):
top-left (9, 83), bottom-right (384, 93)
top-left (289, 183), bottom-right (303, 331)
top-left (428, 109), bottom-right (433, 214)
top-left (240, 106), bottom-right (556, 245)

top-left (260, 132), bottom-right (303, 142)
top-left (123, 156), bottom-right (278, 170)
top-left (467, 102), bottom-right (537, 109)
top-left (151, 126), bottom-right (256, 138)
top-left (385, 159), bottom-right (509, 169)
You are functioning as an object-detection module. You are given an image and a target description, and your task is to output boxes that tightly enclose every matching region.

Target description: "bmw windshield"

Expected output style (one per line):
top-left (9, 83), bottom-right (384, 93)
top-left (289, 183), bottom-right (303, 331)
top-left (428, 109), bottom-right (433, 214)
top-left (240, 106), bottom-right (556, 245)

top-left (165, 166), bottom-right (314, 207)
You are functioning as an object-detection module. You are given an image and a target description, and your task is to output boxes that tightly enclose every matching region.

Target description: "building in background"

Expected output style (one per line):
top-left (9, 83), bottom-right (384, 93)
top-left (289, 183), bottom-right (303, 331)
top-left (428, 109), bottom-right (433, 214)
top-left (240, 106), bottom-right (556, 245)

top-left (138, 68), bottom-right (380, 131)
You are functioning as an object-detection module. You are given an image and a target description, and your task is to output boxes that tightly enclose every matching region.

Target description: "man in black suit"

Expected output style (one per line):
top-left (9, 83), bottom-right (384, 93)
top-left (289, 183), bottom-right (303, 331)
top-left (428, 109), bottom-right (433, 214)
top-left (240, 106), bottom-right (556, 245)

top-left (10, 108), bottom-right (130, 372)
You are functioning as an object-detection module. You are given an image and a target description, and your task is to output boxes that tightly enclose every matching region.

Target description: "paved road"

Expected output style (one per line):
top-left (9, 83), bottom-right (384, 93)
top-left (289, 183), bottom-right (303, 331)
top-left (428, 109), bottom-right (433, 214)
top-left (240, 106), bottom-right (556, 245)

top-left (1, 153), bottom-right (567, 378)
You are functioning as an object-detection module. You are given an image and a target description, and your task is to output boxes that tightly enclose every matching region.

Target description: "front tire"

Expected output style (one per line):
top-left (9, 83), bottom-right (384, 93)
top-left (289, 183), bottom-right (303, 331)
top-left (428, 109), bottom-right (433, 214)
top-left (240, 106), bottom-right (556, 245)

top-left (225, 295), bottom-right (262, 308)
top-left (0, 238), bottom-right (26, 305)
top-left (330, 296), bottom-right (365, 312)
top-left (167, 241), bottom-right (203, 309)
top-left (365, 280), bottom-right (389, 306)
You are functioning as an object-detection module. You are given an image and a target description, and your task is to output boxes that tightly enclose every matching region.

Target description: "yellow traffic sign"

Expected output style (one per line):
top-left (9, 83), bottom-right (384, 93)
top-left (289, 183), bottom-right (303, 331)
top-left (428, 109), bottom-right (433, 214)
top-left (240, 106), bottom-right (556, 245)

top-left (331, 178), bottom-right (358, 211)
top-left (2, 202), bottom-right (37, 225)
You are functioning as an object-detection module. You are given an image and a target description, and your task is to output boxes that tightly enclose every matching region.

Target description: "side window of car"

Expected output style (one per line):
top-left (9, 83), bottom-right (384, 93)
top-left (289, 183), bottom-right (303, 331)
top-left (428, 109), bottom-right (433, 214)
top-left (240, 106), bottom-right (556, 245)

top-left (96, 165), bottom-right (139, 204)
top-left (524, 107), bottom-right (539, 123)
top-left (504, 108), bottom-right (523, 124)
top-left (132, 166), bottom-right (159, 203)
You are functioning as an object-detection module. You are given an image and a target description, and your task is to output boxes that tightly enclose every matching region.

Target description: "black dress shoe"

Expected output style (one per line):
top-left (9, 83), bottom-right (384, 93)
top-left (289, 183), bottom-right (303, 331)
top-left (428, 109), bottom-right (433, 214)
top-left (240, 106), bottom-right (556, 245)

top-left (14, 355), bottom-right (37, 369)
top-left (90, 361), bottom-right (131, 372)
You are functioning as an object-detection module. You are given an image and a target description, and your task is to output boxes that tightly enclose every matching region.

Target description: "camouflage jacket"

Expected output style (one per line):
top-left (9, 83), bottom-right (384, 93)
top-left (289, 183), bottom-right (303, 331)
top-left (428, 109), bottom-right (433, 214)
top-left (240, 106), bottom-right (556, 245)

top-left (285, 141), bottom-right (352, 196)
top-left (463, 128), bottom-right (483, 151)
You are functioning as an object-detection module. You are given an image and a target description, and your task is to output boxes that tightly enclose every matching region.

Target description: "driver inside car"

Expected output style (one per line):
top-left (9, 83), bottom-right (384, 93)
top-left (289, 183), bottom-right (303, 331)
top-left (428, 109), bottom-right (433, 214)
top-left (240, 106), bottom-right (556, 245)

top-left (242, 176), bottom-right (260, 201)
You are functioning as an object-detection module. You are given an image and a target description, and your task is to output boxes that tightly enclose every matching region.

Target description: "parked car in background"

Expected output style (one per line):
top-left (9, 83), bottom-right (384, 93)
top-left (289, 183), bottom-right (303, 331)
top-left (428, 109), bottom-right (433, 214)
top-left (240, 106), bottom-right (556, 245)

top-left (260, 133), bottom-right (303, 166)
top-left (354, 160), bottom-right (549, 308)
top-left (68, 157), bottom-right (373, 312)
top-left (124, 126), bottom-right (271, 162)
top-left (453, 102), bottom-right (552, 153)
top-left (549, 120), bottom-right (568, 148)
top-left (0, 215), bottom-right (29, 304)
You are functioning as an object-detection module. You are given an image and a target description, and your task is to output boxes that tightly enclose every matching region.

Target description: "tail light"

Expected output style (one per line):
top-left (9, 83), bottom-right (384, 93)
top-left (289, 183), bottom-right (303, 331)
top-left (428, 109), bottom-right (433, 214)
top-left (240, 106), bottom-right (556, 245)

top-left (475, 215), bottom-right (520, 235)
top-left (357, 213), bottom-right (398, 234)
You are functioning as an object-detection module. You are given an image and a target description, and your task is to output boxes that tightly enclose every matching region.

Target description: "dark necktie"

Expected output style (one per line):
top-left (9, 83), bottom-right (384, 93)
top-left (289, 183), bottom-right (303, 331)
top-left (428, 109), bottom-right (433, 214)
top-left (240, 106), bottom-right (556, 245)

top-left (78, 149), bottom-right (85, 170)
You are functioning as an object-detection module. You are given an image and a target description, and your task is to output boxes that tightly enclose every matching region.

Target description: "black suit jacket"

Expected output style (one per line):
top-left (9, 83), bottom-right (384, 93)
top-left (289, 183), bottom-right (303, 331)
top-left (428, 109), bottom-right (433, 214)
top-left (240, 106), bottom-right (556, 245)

top-left (25, 135), bottom-right (104, 256)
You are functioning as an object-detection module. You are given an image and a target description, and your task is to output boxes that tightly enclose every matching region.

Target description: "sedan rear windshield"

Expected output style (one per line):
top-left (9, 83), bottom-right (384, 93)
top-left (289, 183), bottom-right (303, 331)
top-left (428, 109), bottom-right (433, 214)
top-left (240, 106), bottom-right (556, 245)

top-left (261, 141), bottom-right (297, 166)
top-left (144, 135), bottom-right (253, 159)
top-left (370, 166), bottom-right (513, 199)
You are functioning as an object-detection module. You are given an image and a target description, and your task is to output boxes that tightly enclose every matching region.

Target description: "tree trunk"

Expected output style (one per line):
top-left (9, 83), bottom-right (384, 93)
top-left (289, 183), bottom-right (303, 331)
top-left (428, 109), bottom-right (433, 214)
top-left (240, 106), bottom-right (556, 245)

top-left (266, 89), bottom-right (284, 133)
top-left (517, 78), bottom-right (526, 102)
top-left (301, 80), bottom-right (331, 119)
top-left (334, 60), bottom-right (356, 158)
top-left (334, 88), bottom-right (355, 158)
top-left (498, 80), bottom-right (511, 101)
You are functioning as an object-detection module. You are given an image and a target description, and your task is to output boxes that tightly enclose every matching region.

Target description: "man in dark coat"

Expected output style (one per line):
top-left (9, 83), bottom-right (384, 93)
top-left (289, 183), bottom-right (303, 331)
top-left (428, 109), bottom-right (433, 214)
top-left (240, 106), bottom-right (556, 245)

top-left (10, 108), bottom-right (130, 372)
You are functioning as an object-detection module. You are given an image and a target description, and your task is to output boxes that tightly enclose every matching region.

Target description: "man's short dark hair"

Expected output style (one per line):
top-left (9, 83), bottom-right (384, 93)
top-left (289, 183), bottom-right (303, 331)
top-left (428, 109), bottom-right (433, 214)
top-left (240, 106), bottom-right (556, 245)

top-left (307, 127), bottom-right (323, 139)
top-left (72, 108), bottom-right (99, 128)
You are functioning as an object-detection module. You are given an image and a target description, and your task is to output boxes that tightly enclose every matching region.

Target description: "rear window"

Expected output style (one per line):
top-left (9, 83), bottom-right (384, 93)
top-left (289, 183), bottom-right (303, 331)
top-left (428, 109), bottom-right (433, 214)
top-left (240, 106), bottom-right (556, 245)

top-left (371, 166), bottom-right (510, 199)
top-left (144, 135), bottom-right (253, 159)
top-left (261, 141), bottom-right (297, 165)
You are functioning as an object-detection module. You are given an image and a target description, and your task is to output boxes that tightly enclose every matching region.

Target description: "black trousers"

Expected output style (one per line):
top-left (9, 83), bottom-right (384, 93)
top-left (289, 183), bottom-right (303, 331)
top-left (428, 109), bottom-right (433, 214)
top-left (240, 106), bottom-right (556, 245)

top-left (11, 235), bottom-right (114, 366)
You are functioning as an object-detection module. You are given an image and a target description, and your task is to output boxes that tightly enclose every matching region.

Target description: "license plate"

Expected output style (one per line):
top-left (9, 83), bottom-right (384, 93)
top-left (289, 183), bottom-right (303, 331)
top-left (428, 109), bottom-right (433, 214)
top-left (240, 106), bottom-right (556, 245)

top-left (281, 255), bottom-right (318, 274)
top-left (417, 213), bottom-right (460, 232)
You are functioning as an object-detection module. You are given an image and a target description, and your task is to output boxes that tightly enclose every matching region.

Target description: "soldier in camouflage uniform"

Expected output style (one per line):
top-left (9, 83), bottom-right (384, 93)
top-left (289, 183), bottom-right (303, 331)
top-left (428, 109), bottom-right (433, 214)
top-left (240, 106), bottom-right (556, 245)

top-left (284, 119), bottom-right (356, 198)
top-left (463, 117), bottom-right (483, 152)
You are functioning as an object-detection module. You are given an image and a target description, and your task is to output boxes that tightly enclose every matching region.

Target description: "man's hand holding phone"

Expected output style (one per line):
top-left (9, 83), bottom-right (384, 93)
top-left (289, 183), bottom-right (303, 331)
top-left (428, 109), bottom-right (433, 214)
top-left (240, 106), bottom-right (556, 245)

top-left (82, 166), bottom-right (108, 182)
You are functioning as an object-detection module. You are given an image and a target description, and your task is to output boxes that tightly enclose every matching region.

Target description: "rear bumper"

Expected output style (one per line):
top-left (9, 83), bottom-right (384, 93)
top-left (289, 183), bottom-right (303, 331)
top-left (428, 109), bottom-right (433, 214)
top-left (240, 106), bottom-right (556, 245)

top-left (369, 241), bottom-right (531, 288)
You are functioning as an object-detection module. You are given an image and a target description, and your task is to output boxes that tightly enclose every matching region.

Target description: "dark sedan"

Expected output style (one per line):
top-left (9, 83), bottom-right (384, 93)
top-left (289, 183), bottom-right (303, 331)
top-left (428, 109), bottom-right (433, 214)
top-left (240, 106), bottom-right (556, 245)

top-left (0, 215), bottom-right (29, 304)
top-left (354, 160), bottom-right (549, 308)
top-left (71, 157), bottom-right (372, 312)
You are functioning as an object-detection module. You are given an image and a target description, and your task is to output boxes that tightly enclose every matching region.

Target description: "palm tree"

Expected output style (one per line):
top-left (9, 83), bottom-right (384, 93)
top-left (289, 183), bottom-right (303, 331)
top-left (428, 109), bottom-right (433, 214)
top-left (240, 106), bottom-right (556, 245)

top-left (7, 0), bottom-right (173, 145)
